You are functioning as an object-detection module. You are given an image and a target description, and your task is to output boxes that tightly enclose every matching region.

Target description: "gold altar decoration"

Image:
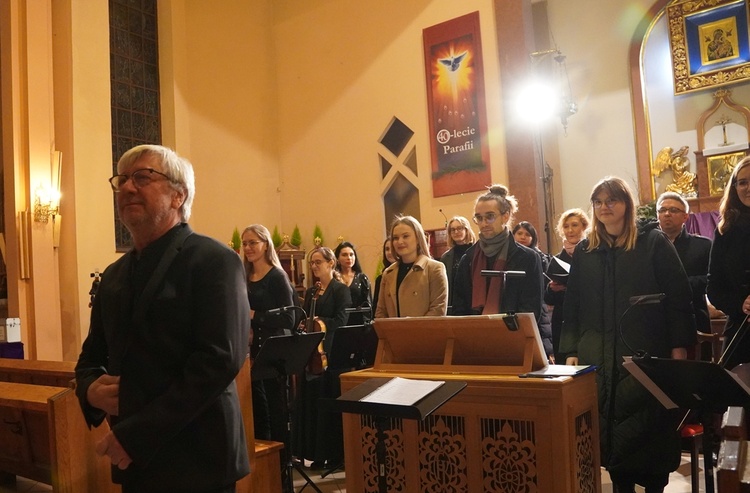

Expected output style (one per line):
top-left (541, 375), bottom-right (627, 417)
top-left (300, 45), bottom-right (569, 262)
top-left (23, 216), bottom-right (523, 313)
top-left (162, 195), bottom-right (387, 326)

top-left (652, 146), bottom-right (698, 197)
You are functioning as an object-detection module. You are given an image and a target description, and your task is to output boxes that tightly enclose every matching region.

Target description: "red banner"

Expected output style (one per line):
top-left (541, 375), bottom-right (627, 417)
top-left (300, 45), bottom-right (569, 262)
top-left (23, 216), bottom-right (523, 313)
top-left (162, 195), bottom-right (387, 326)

top-left (423, 12), bottom-right (491, 198)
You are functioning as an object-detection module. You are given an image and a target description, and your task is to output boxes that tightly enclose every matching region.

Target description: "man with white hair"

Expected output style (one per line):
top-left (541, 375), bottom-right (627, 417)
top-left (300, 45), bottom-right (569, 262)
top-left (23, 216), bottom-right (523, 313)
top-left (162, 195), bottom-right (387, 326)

top-left (76, 145), bottom-right (251, 493)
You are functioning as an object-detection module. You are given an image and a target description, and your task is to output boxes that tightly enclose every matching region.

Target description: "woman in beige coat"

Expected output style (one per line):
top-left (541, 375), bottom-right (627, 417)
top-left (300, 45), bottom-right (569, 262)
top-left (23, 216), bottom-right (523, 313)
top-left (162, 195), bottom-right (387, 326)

top-left (375, 215), bottom-right (448, 318)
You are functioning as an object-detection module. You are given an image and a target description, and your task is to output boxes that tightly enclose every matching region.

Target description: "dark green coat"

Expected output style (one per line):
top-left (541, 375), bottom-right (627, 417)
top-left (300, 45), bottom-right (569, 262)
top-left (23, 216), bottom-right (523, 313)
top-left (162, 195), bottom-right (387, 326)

top-left (560, 226), bottom-right (696, 480)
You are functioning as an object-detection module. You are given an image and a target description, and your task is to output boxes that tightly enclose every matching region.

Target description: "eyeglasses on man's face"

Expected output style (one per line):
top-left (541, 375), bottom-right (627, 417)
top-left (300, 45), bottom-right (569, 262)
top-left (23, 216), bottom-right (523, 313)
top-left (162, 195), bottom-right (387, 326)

top-left (592, 198), bottom-right (620, 209)
top-left (657, 207), bottom-right (685, 215)
top-left (109, 168), bottom-right (171, 192)
top-left (473, 213), bottom-right (501, 225)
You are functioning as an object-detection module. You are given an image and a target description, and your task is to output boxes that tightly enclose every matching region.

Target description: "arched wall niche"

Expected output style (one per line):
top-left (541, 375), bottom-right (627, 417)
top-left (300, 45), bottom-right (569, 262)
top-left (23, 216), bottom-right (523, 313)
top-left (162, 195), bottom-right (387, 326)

top-left (631, 0), bottom-right (750, 207)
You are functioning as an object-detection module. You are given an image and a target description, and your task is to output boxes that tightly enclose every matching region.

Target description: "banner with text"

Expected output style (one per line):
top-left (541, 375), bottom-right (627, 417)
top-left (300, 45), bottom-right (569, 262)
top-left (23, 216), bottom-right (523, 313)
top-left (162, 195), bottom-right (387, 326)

top-left (423, 12), bottom-right (491, 198)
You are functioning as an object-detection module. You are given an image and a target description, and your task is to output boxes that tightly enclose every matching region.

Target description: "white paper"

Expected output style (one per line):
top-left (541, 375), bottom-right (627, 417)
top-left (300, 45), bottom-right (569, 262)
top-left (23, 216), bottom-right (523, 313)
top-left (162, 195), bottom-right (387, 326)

top-left (359, 377), bottom-right (445, 406)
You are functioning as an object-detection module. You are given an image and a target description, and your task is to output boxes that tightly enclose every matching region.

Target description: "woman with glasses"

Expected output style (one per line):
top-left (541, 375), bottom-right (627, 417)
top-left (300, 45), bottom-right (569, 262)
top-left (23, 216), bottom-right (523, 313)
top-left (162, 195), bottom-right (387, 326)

top-left (334, 241), bottom-right (372, 326)
top-left (560, 177), bottom-right (695, 493)
top-left (375, 215), bottom-right (448, 318)
top-left (439, 216), bottom-right (476, 315)
top-left (293, 247), bottom-right (351, 470)
top-left (452, 184), bottom-right (543, 319)
top-left (708, 156), bottom-right (750, 369)
top-left (544, 209), bottom-right (590, 364)
top-left (512, 221), bottom-right (553, 360)
top-left (241, 224), bottom-right (296, 444)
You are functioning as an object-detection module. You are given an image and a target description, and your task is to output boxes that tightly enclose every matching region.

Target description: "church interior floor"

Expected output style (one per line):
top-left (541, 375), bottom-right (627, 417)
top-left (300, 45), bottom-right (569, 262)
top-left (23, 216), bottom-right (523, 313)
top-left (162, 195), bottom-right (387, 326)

top-left (290, 452), bottom-right (710, 493)
top-left (0, 453), bottom-right (715, 492)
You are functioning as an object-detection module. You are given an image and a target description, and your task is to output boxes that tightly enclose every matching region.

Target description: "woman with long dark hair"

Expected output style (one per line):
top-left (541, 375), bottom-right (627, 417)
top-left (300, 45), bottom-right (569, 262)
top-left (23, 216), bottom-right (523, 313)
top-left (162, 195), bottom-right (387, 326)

top-left (561, 177), bottom-right (695, 493)
top-left (708, 156), bottom-right (750, 369)
top-left (334, 241), bottom-right (372, 326)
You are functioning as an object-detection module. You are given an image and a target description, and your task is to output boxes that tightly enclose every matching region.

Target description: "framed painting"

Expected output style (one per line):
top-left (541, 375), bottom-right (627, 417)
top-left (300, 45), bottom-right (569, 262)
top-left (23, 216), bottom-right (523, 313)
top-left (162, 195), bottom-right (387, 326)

top-left (707, 150), bottom-right (744, 195)
top-left (667, 0), bottom-right (750, 94)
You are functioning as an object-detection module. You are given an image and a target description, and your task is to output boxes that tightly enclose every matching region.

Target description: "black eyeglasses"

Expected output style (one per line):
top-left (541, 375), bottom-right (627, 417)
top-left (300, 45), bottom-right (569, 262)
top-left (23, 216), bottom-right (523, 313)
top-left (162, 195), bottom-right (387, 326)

top-left (657, 207), bottom-right (685, 215)
top-left (109, 168), bottom-right (171, 192)
top-left (592, 198), bottom-right (620, 209)
top-left (449, 226), bottom-right (466, 233)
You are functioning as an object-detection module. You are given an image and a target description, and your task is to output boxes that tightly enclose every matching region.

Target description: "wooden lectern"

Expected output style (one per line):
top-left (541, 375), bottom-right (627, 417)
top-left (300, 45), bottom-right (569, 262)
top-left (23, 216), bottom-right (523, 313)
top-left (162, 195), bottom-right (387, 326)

top-left (339, 314), bottom-right (601, 493)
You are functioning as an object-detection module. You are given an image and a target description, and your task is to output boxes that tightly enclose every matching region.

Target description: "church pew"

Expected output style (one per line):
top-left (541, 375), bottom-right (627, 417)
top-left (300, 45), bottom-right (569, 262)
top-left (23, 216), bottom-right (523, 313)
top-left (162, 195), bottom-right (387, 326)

top-left (0, 381), bottom-right (119, 493)
top-left (0, 358), bottom-right (76, 387)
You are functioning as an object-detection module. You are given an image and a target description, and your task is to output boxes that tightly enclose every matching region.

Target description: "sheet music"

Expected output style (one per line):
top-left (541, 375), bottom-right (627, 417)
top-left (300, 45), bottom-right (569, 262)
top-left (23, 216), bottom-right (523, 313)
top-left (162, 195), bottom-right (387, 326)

top-left (359, 377), bottom-right (445, 406)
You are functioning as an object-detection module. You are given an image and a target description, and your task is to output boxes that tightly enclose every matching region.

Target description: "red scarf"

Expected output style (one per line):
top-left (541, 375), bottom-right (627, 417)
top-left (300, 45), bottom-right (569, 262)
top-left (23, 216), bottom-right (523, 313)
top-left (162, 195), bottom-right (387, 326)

top-left (470, 247), bottom-right (507, 314)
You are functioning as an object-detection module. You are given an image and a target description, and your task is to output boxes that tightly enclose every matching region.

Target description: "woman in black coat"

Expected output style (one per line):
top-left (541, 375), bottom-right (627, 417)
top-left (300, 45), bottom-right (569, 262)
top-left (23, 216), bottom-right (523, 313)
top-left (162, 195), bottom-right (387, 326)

top-left (708, 156), bottom-right (750, 369)
top-left (439, 216), bottom-right (475, 315)
top-left (334, 241), bottom-right (372, 326)
top-left (560, 177), bottom-right (695, 493)
top-left (544, 208), bottom-right (590, 364)
top-left (293, 247), bottom-right (351, 469)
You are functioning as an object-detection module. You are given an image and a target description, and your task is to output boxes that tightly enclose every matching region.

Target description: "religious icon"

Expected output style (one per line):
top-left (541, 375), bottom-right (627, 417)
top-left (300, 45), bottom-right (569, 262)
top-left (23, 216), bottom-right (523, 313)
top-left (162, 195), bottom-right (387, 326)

top-left (652, 146), bottom-right (698, 197)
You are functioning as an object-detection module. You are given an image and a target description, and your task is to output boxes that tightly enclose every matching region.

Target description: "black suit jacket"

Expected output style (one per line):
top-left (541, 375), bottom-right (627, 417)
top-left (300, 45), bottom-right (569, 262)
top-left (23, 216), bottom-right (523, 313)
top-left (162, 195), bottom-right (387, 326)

top-left (75, 224), bottom-right (251, 492)
top-left (672, 227), bottom-right (712, 332)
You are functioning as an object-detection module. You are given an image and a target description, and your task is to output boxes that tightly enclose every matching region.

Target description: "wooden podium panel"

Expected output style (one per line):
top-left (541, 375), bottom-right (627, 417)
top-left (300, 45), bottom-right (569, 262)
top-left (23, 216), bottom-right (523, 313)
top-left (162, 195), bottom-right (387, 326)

top-left (339, 314), bottom-right (601, 493)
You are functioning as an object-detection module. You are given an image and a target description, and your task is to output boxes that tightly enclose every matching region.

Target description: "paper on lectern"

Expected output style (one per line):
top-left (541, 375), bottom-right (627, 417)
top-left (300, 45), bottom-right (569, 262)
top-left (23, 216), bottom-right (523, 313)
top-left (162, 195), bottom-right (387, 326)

top-left (359, 377), bottom-right (445, 406)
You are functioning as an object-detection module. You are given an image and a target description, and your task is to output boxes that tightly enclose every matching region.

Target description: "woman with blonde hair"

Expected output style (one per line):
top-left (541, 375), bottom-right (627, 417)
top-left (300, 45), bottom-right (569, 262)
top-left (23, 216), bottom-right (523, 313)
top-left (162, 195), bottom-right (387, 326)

top-left (708, 156), bottom-right (750, 368)
top-left (241, 224), bottom-right (295, 444)
top-left (439, 216), bottom-right (476, 315)
top-left (544, 208), bottom-right (590, 363)
top-left (375, 215), bottom-right (448, 318)
top-left (561, 177), bottom-right (695, 493)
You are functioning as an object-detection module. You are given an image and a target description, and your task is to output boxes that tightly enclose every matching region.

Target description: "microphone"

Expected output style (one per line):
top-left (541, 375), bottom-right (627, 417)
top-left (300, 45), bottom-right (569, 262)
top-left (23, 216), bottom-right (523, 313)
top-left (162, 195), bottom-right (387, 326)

top-left (267, 305), bottom-right (308, 319)
top-left (481, 270), bottom-right (526, 278)
top-left (439, 208), bottom-right (448, 227)
top-left (628, 293), bottom-right (666, 305)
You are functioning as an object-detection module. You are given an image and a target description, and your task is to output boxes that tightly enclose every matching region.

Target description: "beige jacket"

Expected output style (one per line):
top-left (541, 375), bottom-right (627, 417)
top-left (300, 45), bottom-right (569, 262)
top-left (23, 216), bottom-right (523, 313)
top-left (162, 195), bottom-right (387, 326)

top-left (375, 254), bottom-right (448, 318)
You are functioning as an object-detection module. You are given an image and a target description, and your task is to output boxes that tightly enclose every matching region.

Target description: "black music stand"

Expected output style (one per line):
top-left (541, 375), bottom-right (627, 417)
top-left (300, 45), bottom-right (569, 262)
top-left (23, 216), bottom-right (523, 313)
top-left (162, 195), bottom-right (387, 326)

top-left (323, 377), bottom-right (467, 493)
top-left (251, 332), bottom-right (326, 493)
top-left (625, 357), bottom-right (750, 493)
top-left (326, 323), bottom-right (378, 371)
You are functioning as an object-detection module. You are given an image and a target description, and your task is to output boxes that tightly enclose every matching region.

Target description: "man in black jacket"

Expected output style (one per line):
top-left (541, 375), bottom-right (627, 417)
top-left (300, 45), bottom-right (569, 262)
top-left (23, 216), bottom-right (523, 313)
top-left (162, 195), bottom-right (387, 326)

top-left (76, 145), bottom-right (251, 493)
top-left (657, 191), bottom-right (712, 334)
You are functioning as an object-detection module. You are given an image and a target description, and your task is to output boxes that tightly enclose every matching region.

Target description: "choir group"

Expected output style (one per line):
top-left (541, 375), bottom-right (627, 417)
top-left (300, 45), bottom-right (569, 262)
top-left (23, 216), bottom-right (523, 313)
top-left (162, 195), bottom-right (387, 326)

top-left (245, 158), bottom-right (750, 493)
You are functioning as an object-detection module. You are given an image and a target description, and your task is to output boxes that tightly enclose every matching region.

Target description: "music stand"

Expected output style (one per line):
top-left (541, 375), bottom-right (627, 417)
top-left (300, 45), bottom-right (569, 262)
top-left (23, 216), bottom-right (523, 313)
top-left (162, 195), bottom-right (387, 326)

top-left (326, 323), bottom-right (378, 371)
top-left (251, 332), bottom-right (326, 493)
top-left (624, 356), bottom-right (750, 493)
top-left (322, 377), bottom-right (467, 493)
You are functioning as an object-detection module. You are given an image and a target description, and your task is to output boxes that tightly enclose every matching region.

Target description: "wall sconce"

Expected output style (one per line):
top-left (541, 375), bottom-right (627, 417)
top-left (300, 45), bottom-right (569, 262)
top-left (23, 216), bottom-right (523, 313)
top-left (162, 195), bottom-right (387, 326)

top-left (33, 184), bottom-right (60, 223)
top-left (33, 150), bottom-right (62, 227)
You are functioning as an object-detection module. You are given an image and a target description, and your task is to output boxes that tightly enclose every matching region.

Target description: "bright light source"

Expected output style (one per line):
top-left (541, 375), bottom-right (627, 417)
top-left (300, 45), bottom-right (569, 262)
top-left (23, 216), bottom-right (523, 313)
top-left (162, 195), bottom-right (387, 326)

top-left (515, 80), bottom-right (560, 125)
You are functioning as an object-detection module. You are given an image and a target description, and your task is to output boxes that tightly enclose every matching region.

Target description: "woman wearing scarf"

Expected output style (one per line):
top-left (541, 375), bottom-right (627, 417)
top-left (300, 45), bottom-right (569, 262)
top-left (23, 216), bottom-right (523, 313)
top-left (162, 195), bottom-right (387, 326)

top-left (452, 184), bottom-right (543, 320)
top-left (544, 208), bottom-right (589, 363)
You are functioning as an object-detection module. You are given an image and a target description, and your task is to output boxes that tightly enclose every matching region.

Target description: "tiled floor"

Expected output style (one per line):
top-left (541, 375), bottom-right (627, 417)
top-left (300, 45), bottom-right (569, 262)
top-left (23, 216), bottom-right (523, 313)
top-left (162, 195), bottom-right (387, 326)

top-left (0, 454), bottom-right (713, 493)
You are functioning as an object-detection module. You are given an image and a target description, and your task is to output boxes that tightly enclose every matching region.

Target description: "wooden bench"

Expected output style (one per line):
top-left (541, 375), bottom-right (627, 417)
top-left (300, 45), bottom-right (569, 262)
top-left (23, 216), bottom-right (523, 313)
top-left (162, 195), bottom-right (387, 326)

top-left (0, 380), bottom-right (118, 492)
top-left (0, 357), bottom-right (284, 492)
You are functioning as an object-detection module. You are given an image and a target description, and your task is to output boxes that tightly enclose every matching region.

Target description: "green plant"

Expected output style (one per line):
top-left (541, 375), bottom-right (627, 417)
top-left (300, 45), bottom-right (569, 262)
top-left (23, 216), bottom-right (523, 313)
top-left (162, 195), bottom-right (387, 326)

top-left (636, 200), bottom-right (656, 221)
top-left (312, 224), bottom-right (324, 246)
top-left (291, 225), bottom-right (302, 247)
top-left (230, 227), bottom-right (241, 252)
top-left (272, 226), bottom-right (282, 248)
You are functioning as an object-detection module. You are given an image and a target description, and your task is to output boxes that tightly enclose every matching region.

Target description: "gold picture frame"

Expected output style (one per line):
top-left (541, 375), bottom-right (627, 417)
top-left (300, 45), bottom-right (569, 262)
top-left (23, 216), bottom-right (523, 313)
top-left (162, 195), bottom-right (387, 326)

top-left (707, 151), bottom-right (744, 195)
top-left (667, 0), bottom-right (750, 94)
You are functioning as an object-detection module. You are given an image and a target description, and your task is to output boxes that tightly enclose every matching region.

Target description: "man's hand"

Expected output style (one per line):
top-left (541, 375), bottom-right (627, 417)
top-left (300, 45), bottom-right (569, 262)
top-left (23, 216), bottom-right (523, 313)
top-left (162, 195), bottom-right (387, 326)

top-left (566, 356), bottom-right (579, 365)
top-left (548, 281), bottom-right (566, 293)
top-left (96, 430), bottom-right (132, 470)
top-left (86, 374), bottom-right (120, 416)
